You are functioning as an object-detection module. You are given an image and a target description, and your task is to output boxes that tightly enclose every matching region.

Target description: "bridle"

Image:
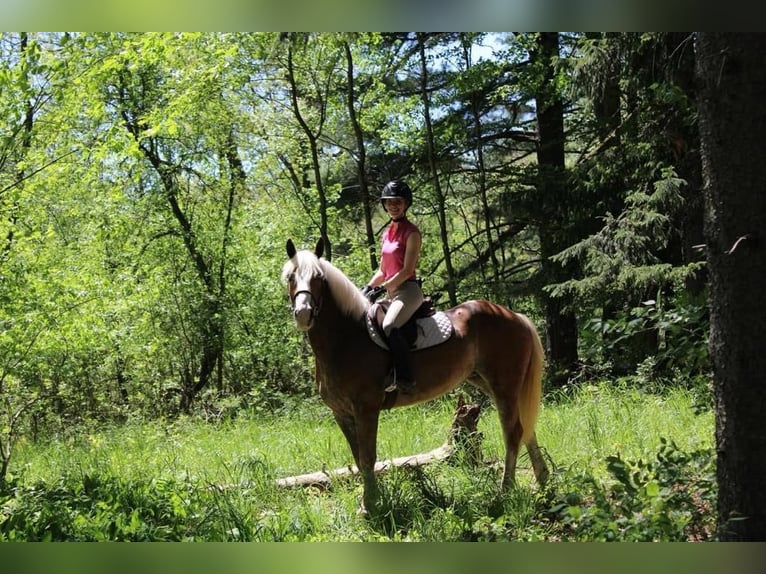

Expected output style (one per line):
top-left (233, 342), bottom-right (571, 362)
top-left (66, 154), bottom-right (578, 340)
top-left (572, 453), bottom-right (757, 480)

top-left (289, 278), bottom-right (323, 323)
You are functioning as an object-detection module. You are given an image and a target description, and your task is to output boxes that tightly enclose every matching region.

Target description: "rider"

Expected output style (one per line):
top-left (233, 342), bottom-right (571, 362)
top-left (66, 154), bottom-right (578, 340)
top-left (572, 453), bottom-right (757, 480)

top-left (361, 180), bottom-right (424, 394)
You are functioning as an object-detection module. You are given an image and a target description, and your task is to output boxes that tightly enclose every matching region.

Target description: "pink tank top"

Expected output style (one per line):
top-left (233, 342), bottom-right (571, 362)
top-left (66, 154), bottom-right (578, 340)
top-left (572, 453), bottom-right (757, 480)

top-left (381, 219), bottom-right (419, 281)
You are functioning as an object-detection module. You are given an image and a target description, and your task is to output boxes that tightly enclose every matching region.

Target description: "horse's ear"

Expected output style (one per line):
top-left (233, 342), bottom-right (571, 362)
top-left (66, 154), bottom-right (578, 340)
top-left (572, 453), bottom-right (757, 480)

top-left (286, 239), bottom-right (297, 259)
top-left (314, 237), bottom-right (324, 259)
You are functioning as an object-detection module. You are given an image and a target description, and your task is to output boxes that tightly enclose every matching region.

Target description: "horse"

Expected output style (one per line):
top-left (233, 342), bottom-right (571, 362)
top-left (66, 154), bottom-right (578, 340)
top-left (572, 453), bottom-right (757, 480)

top-left (281, 237), bottom-right (549, 513)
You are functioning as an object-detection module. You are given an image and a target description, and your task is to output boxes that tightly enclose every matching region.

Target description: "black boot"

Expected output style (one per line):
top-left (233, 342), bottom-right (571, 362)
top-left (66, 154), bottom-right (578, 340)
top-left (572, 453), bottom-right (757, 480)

top-left (385, 327), bottom-right (416, 394)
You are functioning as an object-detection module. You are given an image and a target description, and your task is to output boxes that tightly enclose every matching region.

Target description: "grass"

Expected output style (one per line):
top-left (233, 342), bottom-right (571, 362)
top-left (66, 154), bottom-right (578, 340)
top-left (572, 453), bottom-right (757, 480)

top-left (532, 382), bottom-right (713, 482)
top-left (2, 382), bottom-right (715, 541)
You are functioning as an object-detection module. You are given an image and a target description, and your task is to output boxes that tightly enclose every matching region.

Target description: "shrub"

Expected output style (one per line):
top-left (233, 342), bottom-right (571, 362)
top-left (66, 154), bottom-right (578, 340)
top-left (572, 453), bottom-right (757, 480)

top-left (546, 438), bottom-right (716, 541)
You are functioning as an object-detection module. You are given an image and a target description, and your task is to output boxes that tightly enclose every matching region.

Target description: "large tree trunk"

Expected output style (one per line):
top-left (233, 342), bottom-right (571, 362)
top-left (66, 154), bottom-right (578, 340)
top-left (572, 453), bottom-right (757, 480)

top-left (696, 32), bottom-right (766, 541)
top-left (534, 32), bottom-right (579, 388)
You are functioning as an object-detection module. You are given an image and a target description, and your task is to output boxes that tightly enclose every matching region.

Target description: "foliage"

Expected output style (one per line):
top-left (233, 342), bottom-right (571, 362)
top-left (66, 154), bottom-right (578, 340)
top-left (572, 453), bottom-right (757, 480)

top-left (1, 440), bottom-right (716, 542)
top-left (547, 166), bottom-right (697, 306)
top-left (580, 291), bottom-right (710, 383)
top-left (545, 161), bottom-right (708, 377)
top-left (546, 438), bottom-right (716, 541)
top-left (1, 473), bottom-right (196, 541)
top-left (0, 33), bottom-right (717, 520)
top-left (1, 386), bottom-right (715, 541)
top-left (537, 33), bottom-right (706, 380)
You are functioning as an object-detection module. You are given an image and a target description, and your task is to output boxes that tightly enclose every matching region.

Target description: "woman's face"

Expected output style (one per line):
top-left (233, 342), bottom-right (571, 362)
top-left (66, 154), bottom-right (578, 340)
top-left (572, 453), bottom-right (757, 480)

top-left (383, 197), bottom-right (407, 217)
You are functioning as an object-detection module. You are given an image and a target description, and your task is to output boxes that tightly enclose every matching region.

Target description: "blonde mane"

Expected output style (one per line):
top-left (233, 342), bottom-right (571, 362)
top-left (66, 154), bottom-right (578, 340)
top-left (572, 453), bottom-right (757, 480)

top-left (282, 249), bottom-right (369, 318)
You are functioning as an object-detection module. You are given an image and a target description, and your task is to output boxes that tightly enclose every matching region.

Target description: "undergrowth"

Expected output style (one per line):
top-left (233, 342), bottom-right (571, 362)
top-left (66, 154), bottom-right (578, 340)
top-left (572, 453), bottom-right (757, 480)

top-left (1, 384), bottom-right (716, 541)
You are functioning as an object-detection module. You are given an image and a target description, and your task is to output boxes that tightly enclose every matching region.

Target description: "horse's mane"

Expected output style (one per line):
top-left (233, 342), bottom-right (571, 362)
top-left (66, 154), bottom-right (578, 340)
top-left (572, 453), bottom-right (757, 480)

top-left (282, 249), bottom-right (370, 318)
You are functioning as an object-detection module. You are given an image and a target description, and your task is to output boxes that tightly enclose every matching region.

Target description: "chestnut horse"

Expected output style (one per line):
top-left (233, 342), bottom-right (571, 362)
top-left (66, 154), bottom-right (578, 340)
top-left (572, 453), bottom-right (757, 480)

top-left (282, 238), bottom-right (549, 512)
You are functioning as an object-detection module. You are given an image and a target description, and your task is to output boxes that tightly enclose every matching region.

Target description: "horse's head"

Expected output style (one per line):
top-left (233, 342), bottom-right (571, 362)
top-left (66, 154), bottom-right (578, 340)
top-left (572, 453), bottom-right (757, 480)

top-left (282, 237), bottom-right (370, 331)
top-left (282, 238), bottom-right (325, 331)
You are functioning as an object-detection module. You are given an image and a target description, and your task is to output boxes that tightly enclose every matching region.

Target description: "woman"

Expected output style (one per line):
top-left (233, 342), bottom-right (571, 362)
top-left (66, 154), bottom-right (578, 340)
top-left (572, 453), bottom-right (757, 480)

top-left (361, 179), bottom-right (424, 393)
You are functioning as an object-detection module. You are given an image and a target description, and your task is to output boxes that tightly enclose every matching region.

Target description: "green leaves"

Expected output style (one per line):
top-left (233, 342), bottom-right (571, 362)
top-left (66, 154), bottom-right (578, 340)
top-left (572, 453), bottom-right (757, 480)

top-left (551, 439), bottom-right (716, 541)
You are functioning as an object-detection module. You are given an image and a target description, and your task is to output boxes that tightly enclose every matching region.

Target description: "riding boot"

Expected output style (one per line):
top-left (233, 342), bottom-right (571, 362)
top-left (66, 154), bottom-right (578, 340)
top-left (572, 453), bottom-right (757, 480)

top-left (386, 327), bottom-right (416, 394)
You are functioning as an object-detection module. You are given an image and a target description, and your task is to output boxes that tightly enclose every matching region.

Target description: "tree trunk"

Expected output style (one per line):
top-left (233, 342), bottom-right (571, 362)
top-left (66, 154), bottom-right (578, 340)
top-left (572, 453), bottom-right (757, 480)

top-left (342, 40), bottom-right (377, 272)
top-left (2, 33), bottom-right (34, 261)
top-left (275, 398), bottom-right (483, 490)
top-left (664, 33), bottom-right (706, 296)
top-left (461, 34), bottom-right (500, 284)
top-left (534, 32), bottom-right (579, 388)
top-left (417, 33), bottom-right (458, 307)
top-left (152, 162), bottom-right (221, 412)
top-left (696, 32), bottom-right (766, 541)
top-left (286, 39), bottom-right (332, 260)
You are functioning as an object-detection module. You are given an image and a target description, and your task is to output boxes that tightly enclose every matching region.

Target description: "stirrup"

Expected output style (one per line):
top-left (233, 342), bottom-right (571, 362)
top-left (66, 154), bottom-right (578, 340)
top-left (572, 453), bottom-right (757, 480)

top-left (384, 369), bottom-right (397, 392)
top-left (384, 369), bottom-right (415, 394)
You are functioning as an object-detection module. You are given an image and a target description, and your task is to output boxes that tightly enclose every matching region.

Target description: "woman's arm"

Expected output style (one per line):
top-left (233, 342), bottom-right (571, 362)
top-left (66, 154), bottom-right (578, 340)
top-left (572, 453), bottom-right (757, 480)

top-left (367, 267), bottom-right (385, 287)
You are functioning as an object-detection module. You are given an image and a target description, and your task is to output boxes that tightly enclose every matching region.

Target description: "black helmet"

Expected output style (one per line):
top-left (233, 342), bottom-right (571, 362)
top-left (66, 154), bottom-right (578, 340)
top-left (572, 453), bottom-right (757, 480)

top-left (380, 179), bottom-right (413, 209)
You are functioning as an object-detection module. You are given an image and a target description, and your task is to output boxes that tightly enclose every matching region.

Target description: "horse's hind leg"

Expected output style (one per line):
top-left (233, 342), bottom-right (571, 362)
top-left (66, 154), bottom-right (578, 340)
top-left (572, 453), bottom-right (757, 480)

top-left (495, 402), bottom-right (523, 490)
top-left (525, 431), bottom-right (550, 487)
top-left (502, 445), bottom-right (520, 489)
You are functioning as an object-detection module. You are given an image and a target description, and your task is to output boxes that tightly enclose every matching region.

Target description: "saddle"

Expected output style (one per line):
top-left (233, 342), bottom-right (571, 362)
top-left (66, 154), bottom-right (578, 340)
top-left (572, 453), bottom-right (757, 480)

top-left (366, 297), bottom-right (454, 351)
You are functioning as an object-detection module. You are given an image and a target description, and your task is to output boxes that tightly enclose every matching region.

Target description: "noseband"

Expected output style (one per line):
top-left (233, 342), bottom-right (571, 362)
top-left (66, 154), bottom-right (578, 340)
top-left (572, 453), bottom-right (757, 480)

top-left (291, 287), bottom-right (322, 321)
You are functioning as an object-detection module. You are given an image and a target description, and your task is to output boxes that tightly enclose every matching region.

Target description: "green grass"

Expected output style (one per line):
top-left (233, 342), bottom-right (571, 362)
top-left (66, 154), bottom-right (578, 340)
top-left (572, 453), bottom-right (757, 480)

top-left (532, 383), bottom-right (713, 481)
top-left (3, 382), bottom-right (715, 541)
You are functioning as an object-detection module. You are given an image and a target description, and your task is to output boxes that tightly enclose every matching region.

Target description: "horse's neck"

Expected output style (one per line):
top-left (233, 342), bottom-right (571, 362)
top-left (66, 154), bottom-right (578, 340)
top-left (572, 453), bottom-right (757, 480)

top-left (308, 290), bottom-right (365, 357)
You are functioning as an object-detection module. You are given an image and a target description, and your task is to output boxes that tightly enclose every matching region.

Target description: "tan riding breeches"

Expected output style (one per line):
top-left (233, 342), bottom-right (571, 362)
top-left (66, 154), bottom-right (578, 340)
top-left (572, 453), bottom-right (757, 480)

top-left (382, 280), bottom-right (424, 335)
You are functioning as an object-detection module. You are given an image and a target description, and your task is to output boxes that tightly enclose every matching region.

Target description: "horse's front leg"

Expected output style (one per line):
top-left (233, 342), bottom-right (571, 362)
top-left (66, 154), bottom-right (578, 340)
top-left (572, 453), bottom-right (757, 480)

top-left (353, 404), bottom-right (382, 515)
top-left (332, 412), bottom-right (360, 465)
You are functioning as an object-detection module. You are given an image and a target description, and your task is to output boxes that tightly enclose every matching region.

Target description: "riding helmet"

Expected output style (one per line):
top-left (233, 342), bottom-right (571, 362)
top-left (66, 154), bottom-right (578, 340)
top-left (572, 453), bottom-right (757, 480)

top-left (380, 179), bottom-right (413, 210)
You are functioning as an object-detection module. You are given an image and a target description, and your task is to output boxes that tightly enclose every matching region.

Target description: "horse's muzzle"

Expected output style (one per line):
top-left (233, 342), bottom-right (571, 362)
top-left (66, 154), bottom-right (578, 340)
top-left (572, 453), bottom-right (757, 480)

top-left (292, 291), bottom-right (315, 331)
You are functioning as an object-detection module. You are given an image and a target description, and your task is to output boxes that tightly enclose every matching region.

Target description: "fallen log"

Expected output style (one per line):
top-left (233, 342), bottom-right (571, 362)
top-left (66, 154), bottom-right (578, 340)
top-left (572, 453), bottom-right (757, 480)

top-left (276, 396), bottom-right (483, 490)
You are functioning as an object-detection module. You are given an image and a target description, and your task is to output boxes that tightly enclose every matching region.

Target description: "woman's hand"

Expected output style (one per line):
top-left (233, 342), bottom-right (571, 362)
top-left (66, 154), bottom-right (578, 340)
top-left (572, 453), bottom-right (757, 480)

top-left (361, 284), bottom-right (385, 303)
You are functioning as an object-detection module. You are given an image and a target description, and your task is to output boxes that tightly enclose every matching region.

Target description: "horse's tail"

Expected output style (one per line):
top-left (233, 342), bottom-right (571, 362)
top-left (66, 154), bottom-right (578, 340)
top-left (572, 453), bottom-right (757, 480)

top-left (518, 313), bottom-right (544, 445)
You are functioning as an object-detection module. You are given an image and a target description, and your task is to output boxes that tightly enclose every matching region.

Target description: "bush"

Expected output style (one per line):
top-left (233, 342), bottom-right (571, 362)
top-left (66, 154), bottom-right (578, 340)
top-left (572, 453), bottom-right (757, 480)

top-left (546, 438), bottom-right (717, 541)
top-left (0, 473), bottom-right (196, 541)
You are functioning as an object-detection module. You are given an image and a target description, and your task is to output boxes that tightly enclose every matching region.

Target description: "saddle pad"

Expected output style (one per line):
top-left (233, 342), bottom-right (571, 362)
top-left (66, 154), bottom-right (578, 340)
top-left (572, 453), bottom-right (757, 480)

top-left (366, 311), bottom-right (454, 351)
